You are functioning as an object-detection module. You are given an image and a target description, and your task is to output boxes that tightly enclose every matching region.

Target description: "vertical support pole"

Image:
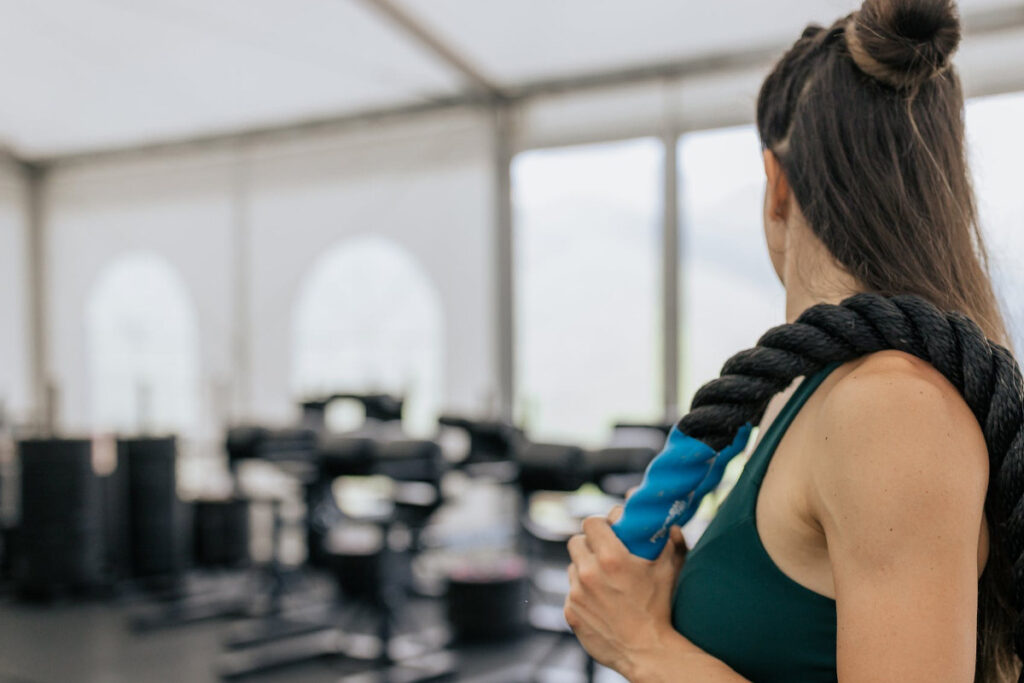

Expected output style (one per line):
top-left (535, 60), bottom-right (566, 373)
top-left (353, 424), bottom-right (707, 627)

top-left (493, 103), bottom-right (515, 421)
top-left (231, 145), bottom-right (250, 424)
top-left (24, 162), bottom-right (51, 432)
top-left (661, 125), bottom-right (681, 421)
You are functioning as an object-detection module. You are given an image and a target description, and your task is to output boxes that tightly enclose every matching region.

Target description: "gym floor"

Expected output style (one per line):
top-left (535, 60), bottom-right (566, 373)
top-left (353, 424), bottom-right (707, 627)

top-left (0, 600), bottom-right (610, 683)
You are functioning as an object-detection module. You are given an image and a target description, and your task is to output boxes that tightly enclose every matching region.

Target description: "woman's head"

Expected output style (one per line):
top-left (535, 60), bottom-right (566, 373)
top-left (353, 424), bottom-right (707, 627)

top-left (756, 0), bottom-right (1009, 348)
top-left (756, 0), bottom-right (1018, 678)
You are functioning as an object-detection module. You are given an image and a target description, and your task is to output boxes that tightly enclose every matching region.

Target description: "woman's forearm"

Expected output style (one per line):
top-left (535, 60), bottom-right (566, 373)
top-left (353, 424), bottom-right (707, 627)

top-left (627, 628), bottom-right (751, 683)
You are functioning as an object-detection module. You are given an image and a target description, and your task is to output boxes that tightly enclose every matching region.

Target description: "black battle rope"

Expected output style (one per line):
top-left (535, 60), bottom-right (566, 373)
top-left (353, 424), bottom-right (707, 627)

top-left (681, 291), bottom-right (1024, 670)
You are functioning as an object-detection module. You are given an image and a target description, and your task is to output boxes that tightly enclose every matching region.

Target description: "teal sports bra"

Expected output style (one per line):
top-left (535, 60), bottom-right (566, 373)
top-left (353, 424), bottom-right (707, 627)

top-left (672, 361), bottom-right (842, 682)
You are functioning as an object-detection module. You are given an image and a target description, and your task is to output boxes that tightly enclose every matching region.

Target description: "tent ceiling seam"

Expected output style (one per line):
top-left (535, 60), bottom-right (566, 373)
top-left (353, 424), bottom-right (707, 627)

top-left (353, 0), bottom-right (504, 99)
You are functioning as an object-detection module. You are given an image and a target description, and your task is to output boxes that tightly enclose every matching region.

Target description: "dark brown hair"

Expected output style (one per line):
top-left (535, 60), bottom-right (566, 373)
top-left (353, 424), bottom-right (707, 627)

top-left (756, 0), bottom-right (1018, 679)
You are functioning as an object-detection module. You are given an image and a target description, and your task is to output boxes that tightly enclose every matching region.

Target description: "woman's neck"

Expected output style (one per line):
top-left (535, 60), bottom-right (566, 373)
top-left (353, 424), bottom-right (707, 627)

top-left (785, 283), bottom-right (861, 323)
top-left (782, 231), bottom-right (864, 324)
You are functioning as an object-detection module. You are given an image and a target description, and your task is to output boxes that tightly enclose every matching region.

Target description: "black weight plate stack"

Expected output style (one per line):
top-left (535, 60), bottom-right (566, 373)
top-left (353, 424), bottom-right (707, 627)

top-left (446, 555), bottom-right (529, 643)
top-left (120, 437), bottom-right (187, 581)
top-left (192, 498), bottom-right (250, 568)
top-left (1, 525), bottom-right (18, 581)
top-left (102, 449), bottom-right (132, 582)
top-left (16, 439), bottom-right (106, 599)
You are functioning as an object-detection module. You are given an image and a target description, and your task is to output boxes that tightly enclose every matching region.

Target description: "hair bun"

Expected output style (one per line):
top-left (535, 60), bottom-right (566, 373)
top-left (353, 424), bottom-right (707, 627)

top-left (846, 0), bottom-right (961, 89)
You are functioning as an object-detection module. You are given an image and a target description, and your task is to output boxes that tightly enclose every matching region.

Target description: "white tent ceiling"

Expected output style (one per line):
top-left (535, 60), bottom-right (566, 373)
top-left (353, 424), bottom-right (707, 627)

top-left (0, 0), bottom-right (1021, 159)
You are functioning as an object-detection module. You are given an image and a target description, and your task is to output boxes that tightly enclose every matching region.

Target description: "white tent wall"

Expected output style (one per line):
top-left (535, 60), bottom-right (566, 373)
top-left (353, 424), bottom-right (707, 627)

top-left (41, 107), bottom-right (496, 436)
top-left (244, 109), bottom-right (497, 425)
top-left (45, 149), bottom-right (237, 438)
top-left (0, 160), bottom-right (30, 424)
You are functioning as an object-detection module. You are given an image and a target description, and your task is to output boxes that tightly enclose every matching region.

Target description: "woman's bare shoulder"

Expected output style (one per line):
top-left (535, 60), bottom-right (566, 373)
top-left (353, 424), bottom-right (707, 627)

top-left (820, 349), bottom-right (985, 445)
top-left (807, 349), bottom-right (989, 539)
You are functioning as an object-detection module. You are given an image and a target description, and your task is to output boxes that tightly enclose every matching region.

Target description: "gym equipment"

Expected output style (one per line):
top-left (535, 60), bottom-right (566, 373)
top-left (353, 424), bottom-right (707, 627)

top-left (101, 439), bottom-right (131, 585)
top-left (430, 416), bottom-right (534, 646)
top-left (445, 555), bottom-right (529, 644)
top-left (516, 442), bottom-right (588, 502)
top-left (218, 436), bottom-right (457, 682)
top-left (127, 436), bottom-right (254, 632)
top-left (514, 431), bottom-right (659, 546)
top-left (120, 437), bottom-right (190, 582)
top-left (302, 392), bottom-right (405, 570)
top-left (307, 433), bottom-right (376, 570)
top-left (0, 407), bottom-right (16, 588)
top-left (379, 440), bottom-right (445, 560)
top-left (511, 428), bottom-right (660, 683)
top-left (220, 395), bottom-right (409, 659)
top-left (15, 439), bottom-right (109, 599)
top-left (438, 415), bottom-right (521, 482)
top-left (330, 441), bottom-right (456, 682)
top-left (301, 393), bottom-right (405, 432)
top-left (218, 425), bottom-right (327, 649)
top-left (193, 498), bottom-right (250, 569)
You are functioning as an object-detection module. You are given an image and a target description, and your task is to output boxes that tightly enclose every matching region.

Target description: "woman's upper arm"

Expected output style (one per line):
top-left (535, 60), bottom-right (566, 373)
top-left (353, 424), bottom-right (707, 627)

top-left (812, 355), bottom-right (989, 682)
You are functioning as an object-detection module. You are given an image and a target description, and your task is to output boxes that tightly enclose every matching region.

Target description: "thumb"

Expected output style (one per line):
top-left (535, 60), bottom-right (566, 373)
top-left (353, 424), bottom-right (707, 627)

top-left (656, 525), bottom-right (688, 563)
top-left (607, 504), bottom-right (624, 524)
top-left (666, 525), bottom-right (688, 569)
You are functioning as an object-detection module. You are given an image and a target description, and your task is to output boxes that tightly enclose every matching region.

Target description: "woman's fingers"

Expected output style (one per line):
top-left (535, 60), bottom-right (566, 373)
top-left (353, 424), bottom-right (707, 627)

top-left (564, 564), bottom-right (582, 629)
top-left (668, 525), bottom-right (688, 569)
top-left (607, 504), bottom-right (624, 524)
top-left (568, 533), bottom-right (591, 563)
top-left (669, 524), bottom-right (686, 550)
top-left (582, 516), bottom-right (622, 554)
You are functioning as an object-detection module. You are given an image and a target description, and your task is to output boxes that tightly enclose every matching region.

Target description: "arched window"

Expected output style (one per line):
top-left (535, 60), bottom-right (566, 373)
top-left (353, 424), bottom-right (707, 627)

top-left (291, 237), bottom-right (444, 437)
top-left (86, 252), bottom-right (201, 435)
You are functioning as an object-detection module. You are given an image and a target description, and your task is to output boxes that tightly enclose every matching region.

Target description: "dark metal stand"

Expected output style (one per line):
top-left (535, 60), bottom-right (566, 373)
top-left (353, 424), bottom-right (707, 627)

top-left (217, 513), bottom-right (456, 682)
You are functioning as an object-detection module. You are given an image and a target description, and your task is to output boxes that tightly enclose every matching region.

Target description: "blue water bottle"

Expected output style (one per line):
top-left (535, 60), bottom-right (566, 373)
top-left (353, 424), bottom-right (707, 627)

top-left (611, 423), bottom-right (753, 559)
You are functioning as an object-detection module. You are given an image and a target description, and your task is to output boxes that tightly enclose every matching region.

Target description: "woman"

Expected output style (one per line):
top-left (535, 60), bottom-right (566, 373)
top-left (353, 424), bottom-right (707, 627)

top-left (563, 0), bottom-right (1022, 681)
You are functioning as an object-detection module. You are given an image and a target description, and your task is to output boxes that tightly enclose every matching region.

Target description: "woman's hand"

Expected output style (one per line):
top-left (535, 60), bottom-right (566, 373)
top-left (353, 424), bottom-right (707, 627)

top-left (563, 511), bottom-right (688, 679)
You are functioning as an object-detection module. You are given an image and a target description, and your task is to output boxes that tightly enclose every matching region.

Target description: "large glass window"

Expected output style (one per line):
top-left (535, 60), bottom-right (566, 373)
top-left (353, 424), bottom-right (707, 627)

top-left (86, 252), bottom-right (201, 435)
top-left (966, 91), bottom-right (1024, 350)
top-left (678, 126), bottom-right (786, 409)
top-left (291, 237), bottom-right (444, 437)
top-left (513, 138), bottom-right (663, 446)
